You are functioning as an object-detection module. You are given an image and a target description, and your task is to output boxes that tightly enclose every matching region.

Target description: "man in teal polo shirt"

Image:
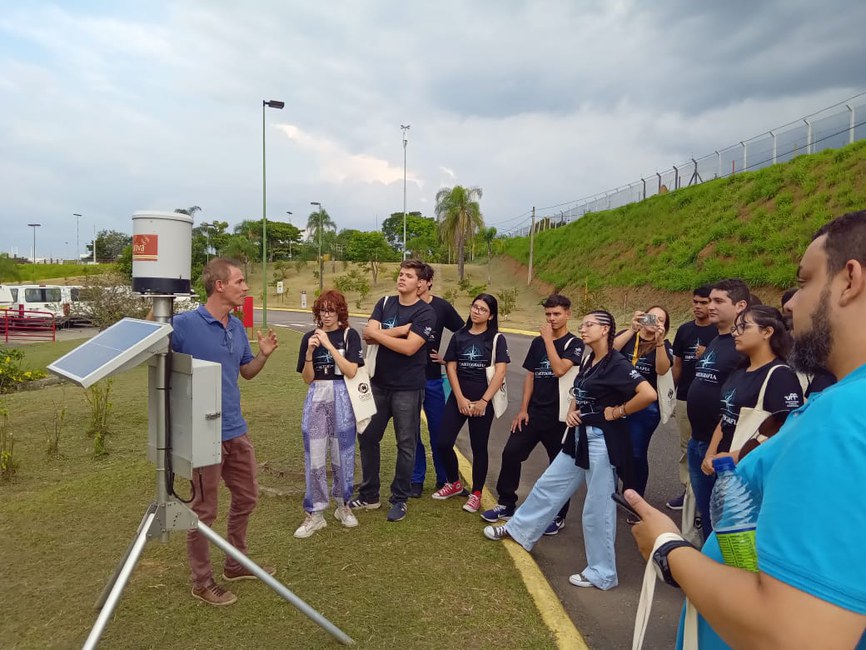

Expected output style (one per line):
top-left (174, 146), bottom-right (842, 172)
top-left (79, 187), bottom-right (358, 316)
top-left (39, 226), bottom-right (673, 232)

top-left (627, 211), bottom-right (866, 649)
top-left (172, 257), bottom-right (278, 606)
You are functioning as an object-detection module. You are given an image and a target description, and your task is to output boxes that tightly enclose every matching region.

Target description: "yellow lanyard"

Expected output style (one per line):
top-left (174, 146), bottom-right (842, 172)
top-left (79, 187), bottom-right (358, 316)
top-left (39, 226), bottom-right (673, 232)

top-left (631, 336), bottom-right (641, 366)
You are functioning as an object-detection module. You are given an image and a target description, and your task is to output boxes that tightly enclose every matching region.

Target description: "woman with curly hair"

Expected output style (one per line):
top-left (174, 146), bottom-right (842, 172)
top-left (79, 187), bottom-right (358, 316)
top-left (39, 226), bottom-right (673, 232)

top-left (293, 290), bottom-right (364, 538)
top-left (484, 310), bottom-right (656, 590)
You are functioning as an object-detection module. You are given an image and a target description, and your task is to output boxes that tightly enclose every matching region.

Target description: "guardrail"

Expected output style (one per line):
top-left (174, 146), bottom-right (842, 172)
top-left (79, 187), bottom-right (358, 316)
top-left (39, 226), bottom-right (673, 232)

top-left (1, 308), bottom-right (57, 343)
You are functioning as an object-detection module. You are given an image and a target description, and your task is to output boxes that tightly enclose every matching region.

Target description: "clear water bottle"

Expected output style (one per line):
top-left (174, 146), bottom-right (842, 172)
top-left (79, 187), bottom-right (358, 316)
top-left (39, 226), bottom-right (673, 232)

top-left (709, 456), bottom-right (759, 572)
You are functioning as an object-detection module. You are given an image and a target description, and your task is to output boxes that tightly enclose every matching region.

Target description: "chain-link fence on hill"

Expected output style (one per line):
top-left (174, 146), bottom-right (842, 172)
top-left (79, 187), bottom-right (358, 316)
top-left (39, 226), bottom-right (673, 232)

top-left (504, 93), bottom-right (866, 237)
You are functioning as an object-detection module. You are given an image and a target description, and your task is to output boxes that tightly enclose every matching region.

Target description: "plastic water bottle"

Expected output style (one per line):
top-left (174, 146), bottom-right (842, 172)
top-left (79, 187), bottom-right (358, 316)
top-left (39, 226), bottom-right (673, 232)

top-left (709, 456), bottom-right (759, 572)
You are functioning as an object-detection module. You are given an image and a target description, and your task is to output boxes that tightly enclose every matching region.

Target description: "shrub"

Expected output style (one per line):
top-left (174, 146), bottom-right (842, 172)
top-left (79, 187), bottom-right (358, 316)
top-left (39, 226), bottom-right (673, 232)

top-left (498, 288), bottom-right (519, 321)
top-left (0, 406), bottom-right (17, 481)
top-left (85, 379), bottom-right (113, 457)
top-left (0, 347), bottom-right (47, 393)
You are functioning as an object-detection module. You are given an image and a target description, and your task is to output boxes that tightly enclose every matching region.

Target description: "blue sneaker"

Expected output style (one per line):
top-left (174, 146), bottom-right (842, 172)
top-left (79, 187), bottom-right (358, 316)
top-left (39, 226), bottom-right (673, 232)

top-left (386, 502), bottom-right (407, 522)
top-left (480, 504), bottom-right (515, 523)
top-left (665, 492), bottom-right (685, 511)
top-left (543, 516), bottom-right (565, 536)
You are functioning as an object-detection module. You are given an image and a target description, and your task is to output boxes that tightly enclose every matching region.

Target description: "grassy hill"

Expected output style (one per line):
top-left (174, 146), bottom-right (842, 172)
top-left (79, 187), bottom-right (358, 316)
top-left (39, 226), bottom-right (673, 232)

top-left (502, 140), bottom-right (866, 294)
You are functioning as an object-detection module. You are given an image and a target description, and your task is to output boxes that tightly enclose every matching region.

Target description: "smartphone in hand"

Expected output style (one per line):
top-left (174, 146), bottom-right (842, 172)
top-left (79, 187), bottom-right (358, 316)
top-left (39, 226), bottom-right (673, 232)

top-left (611, 492), bottom-right (641, 520)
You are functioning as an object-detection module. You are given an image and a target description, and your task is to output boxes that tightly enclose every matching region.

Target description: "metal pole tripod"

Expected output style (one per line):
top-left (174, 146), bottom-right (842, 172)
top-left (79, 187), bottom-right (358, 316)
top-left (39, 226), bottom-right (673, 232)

top-left (84, 296), bottom-right (354, 648)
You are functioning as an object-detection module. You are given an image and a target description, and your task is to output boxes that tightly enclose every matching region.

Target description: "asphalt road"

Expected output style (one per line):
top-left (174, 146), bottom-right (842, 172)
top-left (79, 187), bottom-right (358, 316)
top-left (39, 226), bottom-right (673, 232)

top-left (261, 308), bottom-right (684, 649)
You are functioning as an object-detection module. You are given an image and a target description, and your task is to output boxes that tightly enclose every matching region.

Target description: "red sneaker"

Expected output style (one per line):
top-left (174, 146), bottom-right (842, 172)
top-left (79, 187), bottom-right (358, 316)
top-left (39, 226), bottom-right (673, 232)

top-left (431, 480), bottom-right (464, 500)
top-left (463, 491), bottom-right (482, 513)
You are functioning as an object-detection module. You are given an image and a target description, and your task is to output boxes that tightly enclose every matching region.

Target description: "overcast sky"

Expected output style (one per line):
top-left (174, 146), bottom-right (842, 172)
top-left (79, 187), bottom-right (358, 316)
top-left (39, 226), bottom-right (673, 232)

top-left (2, 0), bottom-right (865, 260)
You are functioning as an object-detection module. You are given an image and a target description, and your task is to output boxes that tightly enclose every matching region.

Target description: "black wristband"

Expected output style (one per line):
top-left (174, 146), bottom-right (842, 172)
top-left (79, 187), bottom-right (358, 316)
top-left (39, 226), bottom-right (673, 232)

top-left (652, 539), bottom-right (695, 589)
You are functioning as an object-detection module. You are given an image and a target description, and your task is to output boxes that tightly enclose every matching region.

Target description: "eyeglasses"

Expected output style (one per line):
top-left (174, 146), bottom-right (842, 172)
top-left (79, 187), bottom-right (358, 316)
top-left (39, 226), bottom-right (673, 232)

top-left (320, 308), bottom-right (336, 315)
top-left (732, 321), bottom-right (755, 335)
top-left (471, 304), bottom-right (489, 314)
top-left (578, 321), bottom-right (602, 330)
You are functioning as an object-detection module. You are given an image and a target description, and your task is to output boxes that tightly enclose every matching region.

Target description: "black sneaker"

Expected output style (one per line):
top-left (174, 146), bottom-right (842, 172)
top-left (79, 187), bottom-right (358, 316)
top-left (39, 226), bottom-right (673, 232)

top-left (409, 482), bottom-right (423, 498)
top-left (386, 502), bottom-right (407, 522)
top-left (665, 493), bottom-right (685, 511)
top-left (348, 498), bottom-right (381, 510)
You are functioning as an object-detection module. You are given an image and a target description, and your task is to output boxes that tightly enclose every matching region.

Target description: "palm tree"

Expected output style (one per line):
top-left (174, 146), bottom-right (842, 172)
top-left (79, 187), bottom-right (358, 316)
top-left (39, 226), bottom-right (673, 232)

top-left (305, 208), bottom-right (337, 244)
top-left (174, 206), bottom-right (202, 217)
top-left (435, 185), bottom-right (483, 282)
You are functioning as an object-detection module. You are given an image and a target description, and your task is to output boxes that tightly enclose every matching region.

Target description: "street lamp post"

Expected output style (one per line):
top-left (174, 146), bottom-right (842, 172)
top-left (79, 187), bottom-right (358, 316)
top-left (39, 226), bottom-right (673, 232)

top-left (27, 223), bottom-right (41, 262)
top-left (401, 124), bottom-right (410, 259)
top-left (310, 202), bottom-right (323, 291)
top-left (261, 99), bottom-right (285, 330)
top-left (73, 213), bottom-right (82, 263)
top-left (286, 211), bottom-right (293, 259)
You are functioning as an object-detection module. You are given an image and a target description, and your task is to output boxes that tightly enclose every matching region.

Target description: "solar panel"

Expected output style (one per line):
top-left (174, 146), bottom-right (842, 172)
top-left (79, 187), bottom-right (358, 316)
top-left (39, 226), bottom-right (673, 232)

top-left (48, 318), bottom-right (172, 388)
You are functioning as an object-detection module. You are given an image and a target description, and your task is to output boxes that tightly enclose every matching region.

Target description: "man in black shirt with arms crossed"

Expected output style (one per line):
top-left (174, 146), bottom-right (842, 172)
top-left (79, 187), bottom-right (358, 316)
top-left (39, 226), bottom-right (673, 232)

top-left (351, 260), bottom-right (436, 522)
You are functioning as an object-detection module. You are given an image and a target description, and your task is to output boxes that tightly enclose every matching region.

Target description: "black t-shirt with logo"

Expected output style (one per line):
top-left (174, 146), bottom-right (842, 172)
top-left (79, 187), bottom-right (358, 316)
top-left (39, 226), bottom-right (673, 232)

top-left (425, 295), bottom-right (465, 380)
top-left (443, 328), bottom-right (510, 396)
top-left (672, 321), bottom-right (719, 400)
top-left (616, 333), bottom-right (673, 391)
top-left (296, 328), bottom-right (364, 381)
top-left (370, 296), bottom-right (436, 390)
top-left (717, 360), bottom-right (803, 452)
top-left (686, 333), bottom-right (745, 443)
top-left (521, 334), bottom-right (584, 415)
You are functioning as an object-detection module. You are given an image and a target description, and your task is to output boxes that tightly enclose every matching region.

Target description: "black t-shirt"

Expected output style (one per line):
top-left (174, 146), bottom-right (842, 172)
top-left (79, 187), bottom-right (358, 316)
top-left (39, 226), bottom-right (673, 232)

top-left (369, 296), bottom-right (436, 390)
top-left (686, 333), bottom-right (745, 442)
top-left (443, 328), bottom-right (510, 393)
top-left (672, 320), bottom-right (719, 400)
top-left (805, 370), bottom-right (836, 398)
top-left (296, 328), bottom-right (364, 381)
top-left (616, 333), bottom-right (673, 391)
top-left (521, 334), bottom-right (584, 414)
top-left (424, 295), bottom-right (465, 380)
top-left (717, 360), bottom-right (803, 452)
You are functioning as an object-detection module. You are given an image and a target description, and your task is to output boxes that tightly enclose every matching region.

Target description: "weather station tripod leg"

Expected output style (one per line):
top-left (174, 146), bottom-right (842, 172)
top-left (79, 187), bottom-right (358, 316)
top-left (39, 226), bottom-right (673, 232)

top-left (196, 520), bottom-right (355, 646)
top-left (82, 509), bottom-right (157, 650)
top-left (93, 503), bottom-right (158, 610)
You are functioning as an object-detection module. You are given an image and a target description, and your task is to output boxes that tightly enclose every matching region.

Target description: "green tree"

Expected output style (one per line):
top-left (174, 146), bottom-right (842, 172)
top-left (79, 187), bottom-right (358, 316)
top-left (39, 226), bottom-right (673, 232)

top-left (222, 234), bottom-right (258, 277)
top-left (306, 209), bottom-right (337, 247)
top-left (0, 254), bottom-right (22, 283)
top-left (174, 206), bottom-right (202, 217)
top-left (381, 211), bottom-right (432, 252)
top-left (345, 230), bottom-right (399, 285)
top-left (435, 185), bottom-right (484, 281)
top-left (86, 230), bottom-right (132, 262)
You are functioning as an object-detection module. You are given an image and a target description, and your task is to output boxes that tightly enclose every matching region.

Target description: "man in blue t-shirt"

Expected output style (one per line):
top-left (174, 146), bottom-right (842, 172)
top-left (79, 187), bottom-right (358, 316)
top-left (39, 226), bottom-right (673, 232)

top-left (171, 258), bottom-right (278, 607)
top-left (626, 211), bottom-right (866, 649)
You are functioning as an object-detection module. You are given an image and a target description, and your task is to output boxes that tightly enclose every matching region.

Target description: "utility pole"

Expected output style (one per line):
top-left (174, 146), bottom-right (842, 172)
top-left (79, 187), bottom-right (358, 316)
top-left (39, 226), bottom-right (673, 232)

top-left (527, 206), bottom-right (536, 286)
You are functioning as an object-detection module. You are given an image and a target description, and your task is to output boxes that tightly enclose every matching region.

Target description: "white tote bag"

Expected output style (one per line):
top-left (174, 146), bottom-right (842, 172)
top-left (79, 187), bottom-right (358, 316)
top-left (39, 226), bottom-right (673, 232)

top-left (730, 364), bottom-right (786, 452)
top-left (363, 296), bottom-right (387, 378)
top-left (485, 332), bottom-right (508, 418)
top-left (342, 329), bottom-right (377, 433)
top-left (657, 369), bottom-right (676, 425)
top-left (558, 336), bottom-right (581, 423)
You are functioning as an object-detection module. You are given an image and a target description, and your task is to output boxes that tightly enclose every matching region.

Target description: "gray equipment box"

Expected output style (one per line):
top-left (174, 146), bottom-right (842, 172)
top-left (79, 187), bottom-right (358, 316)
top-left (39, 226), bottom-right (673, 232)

top-left (148, 353), bottom-right (222, 478)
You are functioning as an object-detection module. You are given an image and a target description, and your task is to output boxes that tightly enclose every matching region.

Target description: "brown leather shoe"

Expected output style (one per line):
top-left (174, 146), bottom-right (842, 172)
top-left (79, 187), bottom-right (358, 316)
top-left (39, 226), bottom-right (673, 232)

top-left (191, 581), bottom-right (237, 606)
top-left (222, 564), bottom-right (276, 582)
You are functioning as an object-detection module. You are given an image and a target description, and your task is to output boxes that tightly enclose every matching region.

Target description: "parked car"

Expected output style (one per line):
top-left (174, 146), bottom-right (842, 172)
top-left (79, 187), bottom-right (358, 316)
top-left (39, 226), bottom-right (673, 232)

top-left (0, 284), bottom-right (65, 320)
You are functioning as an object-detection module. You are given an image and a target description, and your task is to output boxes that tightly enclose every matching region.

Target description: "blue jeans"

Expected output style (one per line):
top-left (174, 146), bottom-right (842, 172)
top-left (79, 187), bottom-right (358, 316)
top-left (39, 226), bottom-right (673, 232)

top-left (687, 438), bottom-right (716, 539)
top-left (412, 377), bottom-right (447, 487)
top-left (506, 428), bottom-right (619, 590)
top-left (627, 401), bottom-right (661, 496)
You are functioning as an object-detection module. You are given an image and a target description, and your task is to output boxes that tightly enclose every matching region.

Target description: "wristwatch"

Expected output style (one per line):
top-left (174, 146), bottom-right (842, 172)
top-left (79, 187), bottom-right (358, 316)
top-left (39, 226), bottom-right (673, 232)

top-left (652, 539), bottom-right (694, 588)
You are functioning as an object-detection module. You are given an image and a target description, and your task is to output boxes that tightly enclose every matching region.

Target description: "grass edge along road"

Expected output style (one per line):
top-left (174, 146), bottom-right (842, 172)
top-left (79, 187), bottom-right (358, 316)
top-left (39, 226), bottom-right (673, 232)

top-left (1, 332), bottom-right (563, 649)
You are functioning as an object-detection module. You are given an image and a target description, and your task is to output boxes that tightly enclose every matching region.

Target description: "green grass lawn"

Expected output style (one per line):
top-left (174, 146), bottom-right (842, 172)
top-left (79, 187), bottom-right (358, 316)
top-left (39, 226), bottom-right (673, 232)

top-left (0, 335), bottom-right (556, 649)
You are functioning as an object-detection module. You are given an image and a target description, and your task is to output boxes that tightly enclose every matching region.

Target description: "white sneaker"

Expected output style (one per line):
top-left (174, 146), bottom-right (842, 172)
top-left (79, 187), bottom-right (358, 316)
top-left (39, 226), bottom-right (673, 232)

top-left (293, 512), bottom-right (326, 538)
top-left (334, 505), bottom-right (359, 528)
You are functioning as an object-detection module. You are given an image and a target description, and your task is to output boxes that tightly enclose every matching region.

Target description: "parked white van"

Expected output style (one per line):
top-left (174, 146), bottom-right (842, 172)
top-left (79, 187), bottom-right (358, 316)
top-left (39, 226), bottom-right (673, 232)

top-left (0, 284), bottom-right (65, 320)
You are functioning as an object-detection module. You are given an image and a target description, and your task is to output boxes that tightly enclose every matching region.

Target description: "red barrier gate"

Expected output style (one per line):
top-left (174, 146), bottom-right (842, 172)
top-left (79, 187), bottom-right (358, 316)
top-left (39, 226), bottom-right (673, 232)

top-left (2, 309), bottom-right (57, 343)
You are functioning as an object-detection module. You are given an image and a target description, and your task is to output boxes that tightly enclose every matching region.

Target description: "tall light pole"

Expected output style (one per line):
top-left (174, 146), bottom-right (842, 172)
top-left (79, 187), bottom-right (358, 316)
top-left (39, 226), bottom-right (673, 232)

top-left (73, 213), bottom-right (82, 263)
top-left (93, 224), bottom-right (97, 264)
top-left (261, 99), bottom-right (285, 329)
top-left (401, 124), bottom-right (410, 259)
top-left (286, 211), bottom-right (293, 259)
top-left (310, 202), bottom-right (324, 291)
top-left (27, 223), bottom-right (41, 262)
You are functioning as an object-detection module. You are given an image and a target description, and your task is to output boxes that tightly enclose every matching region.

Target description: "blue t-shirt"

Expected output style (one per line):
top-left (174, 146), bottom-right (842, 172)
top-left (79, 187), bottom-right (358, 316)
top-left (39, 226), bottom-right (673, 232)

top-left (678, 363), bottom-right (866, 649)
top-left (171, 306), bottom-right (255, 442)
